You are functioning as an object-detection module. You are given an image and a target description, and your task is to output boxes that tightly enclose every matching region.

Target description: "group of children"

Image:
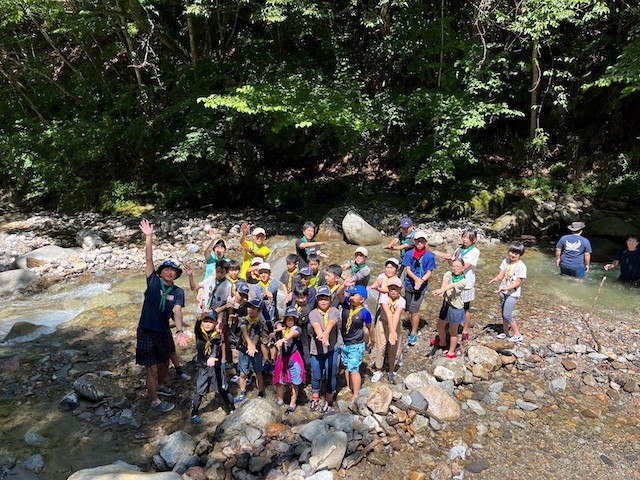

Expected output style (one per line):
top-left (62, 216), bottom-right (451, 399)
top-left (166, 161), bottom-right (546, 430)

top-left (178, 219), bottom-right (528, 422)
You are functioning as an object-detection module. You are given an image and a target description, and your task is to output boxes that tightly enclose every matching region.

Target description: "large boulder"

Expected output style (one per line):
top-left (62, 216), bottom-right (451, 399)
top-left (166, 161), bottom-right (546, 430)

top-left (341, 211), bottom-right (383, 246)
top-left (214, 398), bottom-right (281, 442)
top-left (417, 384), bottom-right (461, 422)
top-left (467, 345), bottom-right (503, 371)
top-left (0, 269), bottom-right (38, 295)
top-left (68, 462), bottom-right (180, 479)
top-left (13, 245), bottom-right (78, 269)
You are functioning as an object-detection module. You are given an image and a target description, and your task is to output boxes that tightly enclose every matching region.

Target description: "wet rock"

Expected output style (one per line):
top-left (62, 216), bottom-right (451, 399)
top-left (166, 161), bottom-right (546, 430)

top-left (24, 428), bottom-right (50, 448)
top-left (59, 391), bottom-right (79, 411)
top-left (13, 245), bottom-right (77, 269)
top-left (23, 454), bottom-right (45, 473)
top-left (341, 211), bottom-right (383, 246)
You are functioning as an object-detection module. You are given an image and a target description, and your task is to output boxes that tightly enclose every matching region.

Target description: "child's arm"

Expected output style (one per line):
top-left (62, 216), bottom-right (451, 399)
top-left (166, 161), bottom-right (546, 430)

top-left (337, 282), bottom-right (348, 304)
top-left (489, 268), bottom-right (506, 284)
top-left (206, 341), bottom-right (220, 367)
top-left (240, 324), bottom-right (257, 356)
top-left (275, 326), bottom-right (300, 348)
top-left (184, 266), bottom-right (202, 292)
top-left (203, 228), bottom-right (218, 262)
top-left (498, 276), bottom-right (523, 294)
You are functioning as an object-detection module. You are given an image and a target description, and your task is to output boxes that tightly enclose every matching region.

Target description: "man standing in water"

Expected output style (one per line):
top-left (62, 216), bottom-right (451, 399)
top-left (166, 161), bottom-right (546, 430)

top-left (136, 219), bottom-right (189, 412)
top-left (604, 235), bottom-right (640, 285)
top-left (555, 221), bottom-right (592, 279)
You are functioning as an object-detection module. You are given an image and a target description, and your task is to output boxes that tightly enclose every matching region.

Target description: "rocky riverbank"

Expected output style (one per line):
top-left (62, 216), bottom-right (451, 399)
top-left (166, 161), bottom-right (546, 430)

top-left (1, 205), bottom-right (640, 480)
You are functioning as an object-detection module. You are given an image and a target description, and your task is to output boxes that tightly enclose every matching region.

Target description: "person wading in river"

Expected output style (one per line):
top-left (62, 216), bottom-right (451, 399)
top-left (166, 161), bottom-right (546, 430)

top-left (136, 219), bottom-right (189, 413)
top-left (555, 221), bottom-right (592, 279)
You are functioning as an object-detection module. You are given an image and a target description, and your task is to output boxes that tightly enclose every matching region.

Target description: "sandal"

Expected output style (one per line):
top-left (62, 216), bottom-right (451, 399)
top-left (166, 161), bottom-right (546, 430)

top-left (285, 405), bottom-right (297, 414)
top-left (445, 352), bottom-right (457, 359)
top-left (462, 333), bottom-right (470, 342)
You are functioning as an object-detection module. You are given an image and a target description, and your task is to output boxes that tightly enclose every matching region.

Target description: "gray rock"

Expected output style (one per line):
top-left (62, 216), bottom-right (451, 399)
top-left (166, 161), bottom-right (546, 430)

top-left (367, 385), bottom-right (393, 414)
top-left (433, 359), bottom-right (465, 385)
top-left (0, 269), bottom-right (38, 295)
top-left (588, 352), bottom-right (609, 362)
top-left (73, 373), bottom-right (123, 401)
top-left (412, 414), bottom-right (431, 433)
top-left (466, 459), bottom-right (490, 473)
top-left (418, 385), bottom-right (461, 422)
top-left (516, 399), bottom-right (540, 411)
top-left (59, 391), bottom-right (79, 411)
top-left (13, 245), bottom-right (77, 269)
top-left (488, 381), bottom-right (504, 393)
top-left (404, 371), bottom-right (437, 390)
top-left (157, 431), bottom-right (195, 468)
top-left (483, 392), bottom-right (500, 405)
top-left (215, 398), bottom-right (281, 442)
top-left (409, 391), bottom-right (429, 411)
top-left (341, 211), bottom-right (383, 246)
top-left (549, 377), bottom-right (567, 393)
top-left (466, 399), bottom-right (487, 416)
top-left (307, 470), bottom-right (334, 480)
top-left (68, 462), bottom-right (180, 480)
top-left (309, 430), bottom-right (348, 470)
top-left (77, 230), bottom-right (106, 249)
top-left (245, 425), bottom-right (262, 442)
top-left (298, 419), bottom-right (329, 442)
top-left (449, 443), bottom-right (468, 460)
top-left (467, 345), bottom-right (502, 371)
top-left (24, 428), bottom-right (49, 448)
top-left (23, 454), bottom-right (44, 473)
top-left (323, 413), bottom-right (356, 434)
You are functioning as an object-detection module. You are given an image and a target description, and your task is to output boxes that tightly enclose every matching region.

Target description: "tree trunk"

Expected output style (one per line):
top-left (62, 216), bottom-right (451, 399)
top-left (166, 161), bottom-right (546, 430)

top-left (530, 41), bottom-right (540, 140)
top-left (185, 0), bottom-right (198, 70)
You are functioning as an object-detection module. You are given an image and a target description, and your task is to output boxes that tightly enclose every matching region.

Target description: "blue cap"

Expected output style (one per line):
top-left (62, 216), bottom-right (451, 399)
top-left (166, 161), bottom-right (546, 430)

top-left (299, 267), bottom-right (312, 276)
top-left (247, 298), bottom-right (263, 309)
top-left (346, 285), bottom-right (368, 300)
top-left (400, 217), bottom-right (413, 228)
top-left (316, 285), bottom-right (331, 297)
top-left (203, 311), bottom-right (218, 321)
top-left (284, 306), bottom-right (299, 318)
top-left (237, 283), bottom-right (250, 295)
top-left (156, 260), bottom-right (182, 279)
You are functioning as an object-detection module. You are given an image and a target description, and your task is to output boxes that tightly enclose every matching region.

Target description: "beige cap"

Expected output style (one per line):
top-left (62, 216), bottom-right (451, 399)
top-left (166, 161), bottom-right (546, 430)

top-left (387, 277), bottom-right (403, 288)
top-left (257, 262), bottom-right (271, 271)
top-left (252, 227), bottom-right (266, 236)
top-left (414, 231), bottom-right (428, 241)
top-left (355, 246), bottom-right (369, 257)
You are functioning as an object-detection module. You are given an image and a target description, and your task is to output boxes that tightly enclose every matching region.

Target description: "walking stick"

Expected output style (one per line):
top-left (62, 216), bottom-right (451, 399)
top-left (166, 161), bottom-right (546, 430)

top-left (582, 276), bottom-right (607, 352)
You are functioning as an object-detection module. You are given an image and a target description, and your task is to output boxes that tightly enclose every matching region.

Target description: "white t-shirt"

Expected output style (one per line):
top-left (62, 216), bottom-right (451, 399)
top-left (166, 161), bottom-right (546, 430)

top-left (379, 295), bottom-right (406, 322)
top-left (455, 246), bottom-right (480, 290)
top-left (499, 259), bottom-right (527, 298)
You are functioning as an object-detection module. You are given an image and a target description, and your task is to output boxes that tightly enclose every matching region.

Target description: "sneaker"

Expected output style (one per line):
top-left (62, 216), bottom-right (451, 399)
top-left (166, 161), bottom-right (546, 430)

top-left (397, 356), bottom-right (404, 367)
top-left (388, 372), bottom-right (396, 384)
top-left (310, 399), bottom-right (320, 411)
top-left (157, 386), bottom-right (176, 397)
top-left (408, 334), bottom-right (418, 346)
top-left (151, 400), bottom-right (175, 412)
top-left (496, 333), bottom-right (507, 339)
top-left (275, 400), bottom-right (285, 407)
top-left (191, 414), bottom-right (202, 424)
top-left (258, 390), bottom-right (265, 398)
top-left (508, 334), bottom-right (523, 342)
top-left (234, 393), bottom-right (246, 404)
top-left (371, 371), bottom-right (384, 383)
top-left (229, 375), bottom-right (240, 383)
top-left (179, 372), bottom-right (191, 380)
top-left (461, 333), bottom-right (470, 342)
top-left (321, 402), bottom-right (334, 413)
top-left (285, 405), bottom-right (296, 414)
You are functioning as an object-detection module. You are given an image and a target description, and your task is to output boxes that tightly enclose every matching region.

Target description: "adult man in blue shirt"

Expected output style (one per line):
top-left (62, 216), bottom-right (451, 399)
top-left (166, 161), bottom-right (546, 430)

top-left (555, 221), bottom-right (592, 279)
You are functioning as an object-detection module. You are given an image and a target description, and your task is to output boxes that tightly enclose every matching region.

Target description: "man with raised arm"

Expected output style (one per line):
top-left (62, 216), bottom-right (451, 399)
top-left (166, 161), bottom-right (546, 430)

top-left (136, 219), bottom-right (189, 413)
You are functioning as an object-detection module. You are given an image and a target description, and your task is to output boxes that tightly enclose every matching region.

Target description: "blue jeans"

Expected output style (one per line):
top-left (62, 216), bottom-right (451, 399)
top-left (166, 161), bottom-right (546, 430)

top-left (310, 350), bottom-right (339, 395)
top-left (560, 265), bottom-right (585, 279)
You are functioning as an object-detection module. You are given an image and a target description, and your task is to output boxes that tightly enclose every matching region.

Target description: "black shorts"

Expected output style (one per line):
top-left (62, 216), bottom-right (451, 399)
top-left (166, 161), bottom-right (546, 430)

top-left (136, 327), bottom-right (174, 367)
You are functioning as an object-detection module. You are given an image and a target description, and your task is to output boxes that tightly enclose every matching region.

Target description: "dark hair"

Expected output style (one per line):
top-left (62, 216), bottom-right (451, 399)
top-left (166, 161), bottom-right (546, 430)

top-left (216, 260), bottom-right (230, 270)
top-left (227, 259), bottom-right (241, 270)
top-left (302, 221), bottom-right (317, 233)
top-left (293, 285), bottom-right (310, 297)
top-left (462, 229), bottom-right (477, 243)
top-left (307, 254), bottom-right (320, 264)
top-left (326, 264), bottom-right (343, 277)
top-left (628, 235), bottom-right (639, 242)
top-left (508, 242), bottom-right (525, 256)
top-left (285, 253), bottom-right (299, 264)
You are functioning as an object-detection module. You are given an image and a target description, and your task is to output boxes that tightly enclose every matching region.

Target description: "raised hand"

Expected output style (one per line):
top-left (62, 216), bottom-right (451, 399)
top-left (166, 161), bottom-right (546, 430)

top-left (139, 219), bottom-right (154, 236)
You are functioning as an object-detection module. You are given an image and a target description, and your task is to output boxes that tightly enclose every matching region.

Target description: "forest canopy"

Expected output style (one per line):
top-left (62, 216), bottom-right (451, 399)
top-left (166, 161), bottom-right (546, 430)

top-left (0, 0), bottom-right (638, 214)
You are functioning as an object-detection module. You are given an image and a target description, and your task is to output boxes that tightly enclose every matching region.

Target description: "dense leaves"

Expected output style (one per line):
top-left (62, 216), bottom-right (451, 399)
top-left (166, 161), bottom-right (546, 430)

top-left (0, 0), bottom-right (638, 213)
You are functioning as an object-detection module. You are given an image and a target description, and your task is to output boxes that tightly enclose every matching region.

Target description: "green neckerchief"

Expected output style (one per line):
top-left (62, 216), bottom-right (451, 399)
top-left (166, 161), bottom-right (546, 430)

top-left (459, 244), bottom-right (476, 257)
top-left (451, 273), bottom-right (466, 283)
top-left (159, 282), bottom-right (175, 312)
top-left (352, 263), bottom-right (368, 274)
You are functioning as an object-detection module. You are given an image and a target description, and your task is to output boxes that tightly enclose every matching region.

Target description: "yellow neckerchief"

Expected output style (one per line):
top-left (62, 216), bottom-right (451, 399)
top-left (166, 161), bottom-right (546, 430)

top-left (227, 276), bottom-right (238, 293)
top-left (309, 272), bottom-right (321, 288)
top-left (329, 283), bottom-right (340, 295)
top-left (345, 305), bottom-right (363, 334)
top-left (506, 260), bottom-right (520, 283)
top-left (283, 326), bottom-right (291, 339)
top-left (247, 315), bottom-right (260, 329)
top-left (258, 279), bottom-right (272, 305)
top-left (317, 308), bottom-right (331, 328)
top-left (388, 297), bottom-right (398, 314)
top-left (201, 325), bottom-right (219, 356)
top-left (286, 268), bottom-right (298, 290)
top-left (296, 304), bottom-right (303, 316)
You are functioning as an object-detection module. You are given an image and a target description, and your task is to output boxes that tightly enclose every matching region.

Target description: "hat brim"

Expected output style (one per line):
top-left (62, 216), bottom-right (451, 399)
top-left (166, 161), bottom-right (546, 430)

top-left (156, 265), bottom-right (182, 279)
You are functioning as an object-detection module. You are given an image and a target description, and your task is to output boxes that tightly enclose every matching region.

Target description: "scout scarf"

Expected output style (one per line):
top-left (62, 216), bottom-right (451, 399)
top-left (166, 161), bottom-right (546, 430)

top-left (345, 306), bottom-right (363, 334)
top-left (286, 268), bottom-right (299, 290)
top-left (159, 282), bottom-right (175, 312)
top-left (352, 263), bottom-right (368, 274)
top-left (309, 272), bottom-right (321, 288)
top-left (459, 244), bottom-right (476, 258)
top-left (201, 325), bottom-right (219, 356)
top-left (452, 273), bottom-right (466, 283)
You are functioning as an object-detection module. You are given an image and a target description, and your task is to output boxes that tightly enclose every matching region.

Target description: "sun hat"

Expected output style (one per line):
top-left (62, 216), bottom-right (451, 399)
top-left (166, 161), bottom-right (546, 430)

top-left (567, 221), bottom-right (586, 232)
top-left (346, 285), bottom-right (368, 300)
top-left (385, 258), bottom-right (400, 267)
top-left (413, 231), bottom-right (428, 241)
top-left (400, 217), bottom-right (413, 228)
top-left (257, 262), bottom-right (271, 272)
top-left (252, 227), bottom-right (266, 236)
top-left (355, 246), bottom-right (369, 257)
top-left (387, 277), bottom-right (403, 288)
top-left (156, 260), bottom-right (182, 279)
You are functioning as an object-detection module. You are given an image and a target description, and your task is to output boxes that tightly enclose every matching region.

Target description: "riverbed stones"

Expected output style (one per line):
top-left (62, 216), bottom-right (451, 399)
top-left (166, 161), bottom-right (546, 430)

top-left (467, 345), bottom-right (502, 371)
top-left (309, 430), bottom-right (348, 470)
top-left (341, 211), bottom-right (383, 245)
top-left (67, 462), bottom-right (181, 479)
top-left (418, 385), bottom-right (461, 422)
top-left (367, 385), bottom-right (393, 414)
top-left (157, 431), bottom-right (195, 468)
top-left (215, 398), bottom-right (280, 442)
top-left (13, 245), bottom-right (77, 269)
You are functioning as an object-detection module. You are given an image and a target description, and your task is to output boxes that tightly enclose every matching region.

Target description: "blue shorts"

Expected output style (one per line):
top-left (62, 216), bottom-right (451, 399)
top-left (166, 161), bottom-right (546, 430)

top-left (341, 343), bottom-right (365, 373)
top-left (238, 351), bottom-right (264, 375)
top-left (561, 265), bottom-right (585, 279)
top-left (446, 305), bottom-right (466, 325)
